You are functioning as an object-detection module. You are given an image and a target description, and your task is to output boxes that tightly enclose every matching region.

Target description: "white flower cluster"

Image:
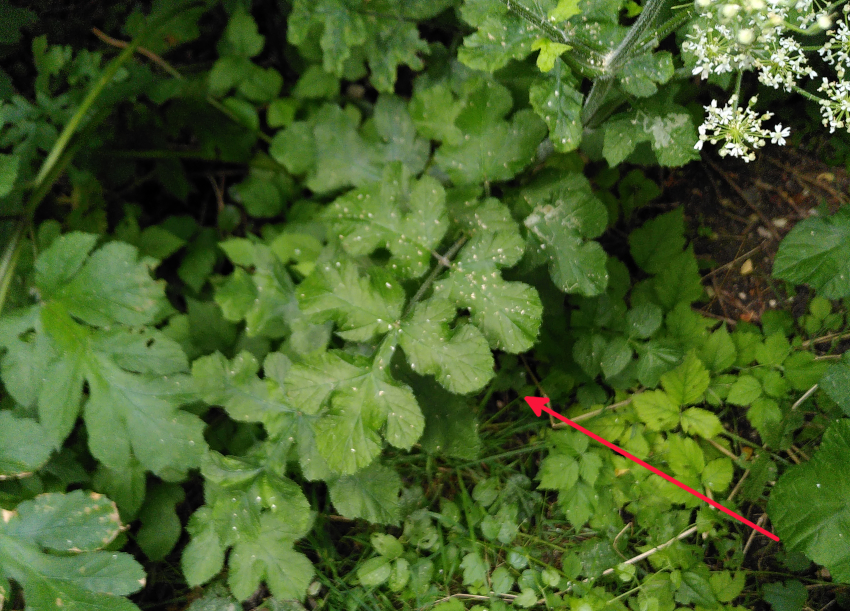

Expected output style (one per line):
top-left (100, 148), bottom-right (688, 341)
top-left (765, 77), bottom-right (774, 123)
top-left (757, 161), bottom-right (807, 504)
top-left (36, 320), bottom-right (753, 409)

top-left (694, 95), bottom-right (790, 161)
top-left (684, 0), bottom-right (819, 91)
top-left (684, 0), bottom-right (850, 157)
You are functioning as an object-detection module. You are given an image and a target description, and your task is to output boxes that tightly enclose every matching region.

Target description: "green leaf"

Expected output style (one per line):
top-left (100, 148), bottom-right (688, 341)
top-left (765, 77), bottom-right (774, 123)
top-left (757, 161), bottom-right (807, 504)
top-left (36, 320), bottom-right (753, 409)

top-left (629, 209), bottom-right (686, 275)
top-left (727, 376), bottom-right (762, 406)
top-left (700, 326), bottom-right (737, 373)
top-left (601, 336), bottom-right (633, 379)
top-left (603, 96), bottom-right (699, 167)
top-left (435, 79), bottom-right (546, 185)
top-left (710, 571), bottom-right (745, 603)
top-left (399, 299), bottom-right (494, 394)
top-left (228, 513), bottom-right (315, 601)
top-left (218, 9), bottom-right (264, 58)
top-left (0, 234), bottom-right (205, 479)
top-left (768, 419), bottom-right (850, 582)
top-left (522, 172), bottom-right (609, 296)
top-left (410, 80), bottom-right (463, 145)
top-left (528, 59), bottom-right (584, 153)
top-left (764, 580), bottom-right (808, 611)
top-left (755, 333), bottom-right (792, 367)
top-left (619, 52), bottom-right (674, 97)
top-left (323, 163), bottom-right (449, 279)
top-left (287, 0), bottom-right (366, 76)
top-left (531, 39), bottom-right (571, 72)
top-left (653, 248), bottom-right (704, 310)
top-left (460, 552), bottom-right (488, 586)
top-left (458, 2), bottom-right (538, 72)
top-left (537, 454), bottom-right (579, 490)
top-left (667, 435), bottom-right (705, 477)
top-left (773, 207), bottom-right (850, 299)
top-left (0, 412), bottom-right (53, 478)
top-left (701, 457), bottom-right (733, 492)
top-left (436, 200), bottom-right (542, 352)
top-left (627, 303), bottom-right (663, 339)
top-left (0, 153), bottom-right (19, 197)
top-left (357, 556), bottom-right (392, 587)
top-left (329, 462), bottom-right (401, 525)
top-left (193, 351), bottom-right (294, 422)
top-left (0, 491), bottom-right (144, 610)
top-left (633, 390), bottom-right (679, 431)
top-left (136, 482), bottom-right (185, 561)
top-left (821, 353), bottom-right (850, 416)
top-left (181, 508), bottom-right (225, 587)
top-left (680, 407), bottom-right (723, 439)
top-left (371, 533), bottom-right (403, 560)
top-left (298, 258), bottom-right (405, 342)
top-left (661, 352), bottom-right (710, 406)
top-left (408, 374), bottom-right (481, 460)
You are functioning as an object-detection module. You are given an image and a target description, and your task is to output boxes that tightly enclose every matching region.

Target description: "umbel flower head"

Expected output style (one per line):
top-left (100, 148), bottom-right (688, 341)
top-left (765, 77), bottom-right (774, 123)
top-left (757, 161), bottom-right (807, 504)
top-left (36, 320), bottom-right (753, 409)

top-left (694, 95), bottom-right (789, 161)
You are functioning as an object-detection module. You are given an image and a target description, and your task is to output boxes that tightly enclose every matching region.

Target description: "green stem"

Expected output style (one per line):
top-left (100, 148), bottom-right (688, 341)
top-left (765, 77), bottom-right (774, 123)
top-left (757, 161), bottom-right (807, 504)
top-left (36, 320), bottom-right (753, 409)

top-left (792, 84), bottom-right (826, 104)
top-left (32, 42), bottom-right (139, 194)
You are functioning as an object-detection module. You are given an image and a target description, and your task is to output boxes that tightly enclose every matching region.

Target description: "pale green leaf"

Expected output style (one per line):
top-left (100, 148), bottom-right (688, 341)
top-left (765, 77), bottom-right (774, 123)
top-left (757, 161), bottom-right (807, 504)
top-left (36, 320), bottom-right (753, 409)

top-left (680, 407), bottom-right (723, 439)
top-left (702, 457), bottom-right (733, 492)
top-left (661, 352), bottom-right (710, 406)
top-left (633, 389), bottom-right (679, 431)
top-left (727, 376), bottom-right (762, 406)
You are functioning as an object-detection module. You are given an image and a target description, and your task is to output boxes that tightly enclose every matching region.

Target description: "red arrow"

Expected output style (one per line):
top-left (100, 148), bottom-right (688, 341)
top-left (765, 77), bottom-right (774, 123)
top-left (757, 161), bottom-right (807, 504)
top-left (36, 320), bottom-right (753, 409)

top-left (525, 397), bottom-right (779, 542)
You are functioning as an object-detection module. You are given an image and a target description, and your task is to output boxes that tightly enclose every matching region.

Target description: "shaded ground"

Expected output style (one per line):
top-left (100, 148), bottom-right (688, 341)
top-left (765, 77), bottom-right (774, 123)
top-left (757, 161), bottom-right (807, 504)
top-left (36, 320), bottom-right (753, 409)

top-left (665, 149), bottom-right (850, 324)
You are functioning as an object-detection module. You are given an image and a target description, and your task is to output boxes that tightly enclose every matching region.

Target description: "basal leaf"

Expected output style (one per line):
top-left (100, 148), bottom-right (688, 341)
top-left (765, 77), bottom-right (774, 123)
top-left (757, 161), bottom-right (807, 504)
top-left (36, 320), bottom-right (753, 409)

top-left (522, 172), bottom-right (609, 296)
top-left (298, 257), bottom-right (405, 342)
top-left (435, 79), bottom-right (546, 186)
top-left (228, 514), bottom-right (315, 601)
top-left (0, 412), bottom-right (53, 478)
top-left (0, 491), bottom-right (144, 610)
top-left (399, 299), bottom-right (494, 394)
top-left (529, 59), bottom-right (584, 152)
top-left (324, 163), bottom-right (448, 279)
top-left (328, 462), bottom-right (401, 525)
top-left (0, 234), bottom-right (205, 479)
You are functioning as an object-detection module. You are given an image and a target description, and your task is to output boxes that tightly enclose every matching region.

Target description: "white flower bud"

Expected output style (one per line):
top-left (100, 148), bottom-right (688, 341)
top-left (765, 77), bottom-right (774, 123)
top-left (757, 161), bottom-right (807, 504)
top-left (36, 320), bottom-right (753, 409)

top-left (721, 3), bottom-right (740, 17)
top-left (817, 14), bottom-right (833, 29)
top-left (696, 0), bottom-right (712, 8)
top-left (750, 0), bottom-right (765, 9)
top-left (738, 28), bottom-right (755, 44)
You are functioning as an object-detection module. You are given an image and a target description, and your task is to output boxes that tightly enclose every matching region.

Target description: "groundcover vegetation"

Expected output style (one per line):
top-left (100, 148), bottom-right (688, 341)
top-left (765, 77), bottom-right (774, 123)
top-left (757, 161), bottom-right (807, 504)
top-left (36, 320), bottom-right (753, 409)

top-left (2, 0), bottom-right (850, 609)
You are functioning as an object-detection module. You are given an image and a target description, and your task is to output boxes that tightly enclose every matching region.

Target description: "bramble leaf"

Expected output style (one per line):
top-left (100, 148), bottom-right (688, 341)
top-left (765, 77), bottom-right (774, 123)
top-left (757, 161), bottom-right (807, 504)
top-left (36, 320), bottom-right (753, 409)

top-left (773, 207), bottom-right (850, 299)
top-left (768, 419), bottom-right (850, 582)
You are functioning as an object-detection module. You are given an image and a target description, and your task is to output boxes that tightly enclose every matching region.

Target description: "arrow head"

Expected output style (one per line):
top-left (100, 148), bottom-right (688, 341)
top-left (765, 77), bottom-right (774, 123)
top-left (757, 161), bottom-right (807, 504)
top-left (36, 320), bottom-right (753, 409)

top-left (524, 396), bottom-right (550, 417)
